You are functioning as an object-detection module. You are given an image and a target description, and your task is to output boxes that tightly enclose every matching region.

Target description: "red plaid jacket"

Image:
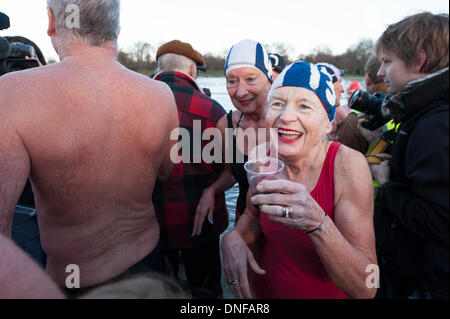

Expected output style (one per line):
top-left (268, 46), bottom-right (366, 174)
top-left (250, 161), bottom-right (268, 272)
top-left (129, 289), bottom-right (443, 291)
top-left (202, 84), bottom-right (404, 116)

top-left (153, 71), bottom-right (228, 250)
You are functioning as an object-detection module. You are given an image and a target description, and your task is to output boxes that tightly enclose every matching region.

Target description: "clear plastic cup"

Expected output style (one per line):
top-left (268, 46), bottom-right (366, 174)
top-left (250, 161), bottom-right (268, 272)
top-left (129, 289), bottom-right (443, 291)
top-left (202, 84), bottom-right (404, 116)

top-left (244, 157), bottom-right (286, 196)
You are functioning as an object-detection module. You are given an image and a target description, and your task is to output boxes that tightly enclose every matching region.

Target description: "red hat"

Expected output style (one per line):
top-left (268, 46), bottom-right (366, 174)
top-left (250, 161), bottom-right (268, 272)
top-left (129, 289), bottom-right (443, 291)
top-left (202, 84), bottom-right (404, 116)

top-left (347, 81), bottom-right (363, 93)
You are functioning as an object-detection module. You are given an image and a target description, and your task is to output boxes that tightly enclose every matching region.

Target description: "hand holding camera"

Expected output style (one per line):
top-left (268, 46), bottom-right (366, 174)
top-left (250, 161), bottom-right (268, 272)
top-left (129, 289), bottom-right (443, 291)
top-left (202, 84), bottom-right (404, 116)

top-left (368, 153), bottom-right (391, 185)
top-left (1, 37), bottom-right (40, 75)
top-left (348, 89), bottom-right (390, 130)
top-left (356, 113), bottom-right (381, 145)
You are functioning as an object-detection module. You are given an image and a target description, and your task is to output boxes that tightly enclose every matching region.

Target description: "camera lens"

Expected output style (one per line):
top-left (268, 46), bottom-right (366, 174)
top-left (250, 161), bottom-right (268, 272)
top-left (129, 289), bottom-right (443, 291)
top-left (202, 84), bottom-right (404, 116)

top-left (348, 90), bottom-right (365, 110)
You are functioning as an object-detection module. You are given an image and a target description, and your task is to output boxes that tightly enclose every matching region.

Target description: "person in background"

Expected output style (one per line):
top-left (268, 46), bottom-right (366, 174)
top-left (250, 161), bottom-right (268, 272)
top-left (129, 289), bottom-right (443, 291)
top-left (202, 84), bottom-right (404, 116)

top-left (3, 35), bottom-right (47, 67)
top-left (316, 62), bottom-right (345, 141)
top-left (369, 12), bottom-right (448, 299)
top-left (346, 80), bottom-right (363, 103)
top-left (221, 61), bottom-right (377, 299)
top-left (197, 39), bottom-right (273, 223)
top-left (364, 55), bottom-right (388, 95)
top-left (316, 62), bottom-right (345, 108)
top-left (338, 56), bottom-right (389, 154)
top-left (2, 35), bottom-right (46, 208)
top-left (0, 36), bottom-right (47, 268)
top-left (152, 40), bottom-right (228, 299)
top-left (196, 41), bottom-right (273, 291)
top-left (0, 0), bottom-right (178, 298)
top-left (269, 53), bottom-right (286, 81)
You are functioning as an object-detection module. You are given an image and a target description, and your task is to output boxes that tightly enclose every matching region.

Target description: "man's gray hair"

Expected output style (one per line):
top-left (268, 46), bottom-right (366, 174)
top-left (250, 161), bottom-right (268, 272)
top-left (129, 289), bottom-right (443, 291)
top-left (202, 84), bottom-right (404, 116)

top-left (158, 54), bottom-right (195, 72)
top-left (47, 0), bottom-right (120, 46)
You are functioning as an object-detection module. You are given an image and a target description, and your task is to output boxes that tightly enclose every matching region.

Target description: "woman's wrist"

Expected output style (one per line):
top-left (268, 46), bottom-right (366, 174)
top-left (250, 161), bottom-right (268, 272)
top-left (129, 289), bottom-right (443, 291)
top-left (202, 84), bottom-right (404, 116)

top-left (204, 185), bottom-right (217, 196)
top-left (306, 211), bottom-right (328, 235)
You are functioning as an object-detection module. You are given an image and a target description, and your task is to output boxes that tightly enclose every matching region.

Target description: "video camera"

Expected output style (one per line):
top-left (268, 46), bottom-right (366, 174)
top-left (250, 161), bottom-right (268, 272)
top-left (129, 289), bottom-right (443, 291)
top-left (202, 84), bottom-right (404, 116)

top-left (348, 89), bottom-right (404, 130)
top-left (0, 12), bottom-right (10, 30)
top-left (1, 36), bottom-right (40, 76)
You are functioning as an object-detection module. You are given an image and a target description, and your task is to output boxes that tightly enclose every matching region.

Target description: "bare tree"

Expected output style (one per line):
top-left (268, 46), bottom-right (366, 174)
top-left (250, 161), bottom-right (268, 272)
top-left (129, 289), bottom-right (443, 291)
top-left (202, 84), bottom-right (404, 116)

top-left (118, 41), bottom-right (156, 74)
top-left (115, 39), bottom-right (375, 77)
top-left (130, 41), bottom-right (153, 65)
top-left (263, 42), bottom-right (294, 64)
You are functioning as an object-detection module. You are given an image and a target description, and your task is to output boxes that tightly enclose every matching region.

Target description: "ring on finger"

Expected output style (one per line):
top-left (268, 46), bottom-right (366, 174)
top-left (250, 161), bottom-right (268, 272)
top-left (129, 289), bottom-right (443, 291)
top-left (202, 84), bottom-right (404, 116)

top-left (227, 279), bottom-right (239, 287)
top-left (282, 206), bottom-right (293, 219)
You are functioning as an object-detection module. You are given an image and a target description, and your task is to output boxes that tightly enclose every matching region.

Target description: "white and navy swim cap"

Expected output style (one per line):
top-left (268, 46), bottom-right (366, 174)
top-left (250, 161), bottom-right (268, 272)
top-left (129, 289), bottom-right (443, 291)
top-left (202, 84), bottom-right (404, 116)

top-left (268, 61), bottom-right (337, 121)
top-left (224, 39), bottom-right (273, 82)
top-left (269, 53), bottom-right (287, 74)
top-left (315, 62), bottom-right (344, 84)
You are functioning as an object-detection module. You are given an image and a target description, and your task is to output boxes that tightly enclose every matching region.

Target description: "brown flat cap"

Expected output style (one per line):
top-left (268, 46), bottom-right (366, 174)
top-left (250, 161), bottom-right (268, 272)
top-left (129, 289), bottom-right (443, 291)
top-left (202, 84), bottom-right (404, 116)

top-left (156, 40), bottom-right (205, 66)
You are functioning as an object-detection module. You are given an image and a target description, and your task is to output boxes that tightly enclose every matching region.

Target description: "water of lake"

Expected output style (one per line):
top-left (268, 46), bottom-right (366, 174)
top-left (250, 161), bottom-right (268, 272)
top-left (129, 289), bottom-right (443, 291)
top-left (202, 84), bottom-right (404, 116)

top-left (197, 76), bottom-right (364, 113)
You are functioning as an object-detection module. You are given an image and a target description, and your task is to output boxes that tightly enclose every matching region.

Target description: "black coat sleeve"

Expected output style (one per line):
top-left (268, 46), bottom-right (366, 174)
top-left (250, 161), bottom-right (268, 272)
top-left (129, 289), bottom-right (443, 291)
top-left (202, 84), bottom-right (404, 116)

top-left (381, 111), bottom-right (449, 247)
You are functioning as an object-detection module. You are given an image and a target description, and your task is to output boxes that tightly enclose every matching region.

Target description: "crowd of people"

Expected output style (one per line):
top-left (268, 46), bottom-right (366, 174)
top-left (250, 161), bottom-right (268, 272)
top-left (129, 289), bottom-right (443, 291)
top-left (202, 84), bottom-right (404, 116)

top-left (0, 0), bottom-right (448, 300)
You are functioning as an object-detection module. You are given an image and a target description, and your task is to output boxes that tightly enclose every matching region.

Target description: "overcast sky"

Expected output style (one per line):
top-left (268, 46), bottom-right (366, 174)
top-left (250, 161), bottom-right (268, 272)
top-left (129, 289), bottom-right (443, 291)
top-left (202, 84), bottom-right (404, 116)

top-left (1, 0), bottom-right (448, 61)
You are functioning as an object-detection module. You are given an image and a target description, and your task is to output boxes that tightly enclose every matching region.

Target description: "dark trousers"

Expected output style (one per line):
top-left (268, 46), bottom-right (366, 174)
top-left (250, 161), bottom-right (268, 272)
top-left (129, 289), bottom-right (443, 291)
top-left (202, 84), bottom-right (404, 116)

top-left (65, 240), bottom-right (163, 299)
top-left (376, 275), bottom-right (434, 299)
top-left (375, 258), bottom-right (447, 299)
top-left (12, 205), bottom-right (46, 268)
top-left (162, 238), bottom-right (222, 299)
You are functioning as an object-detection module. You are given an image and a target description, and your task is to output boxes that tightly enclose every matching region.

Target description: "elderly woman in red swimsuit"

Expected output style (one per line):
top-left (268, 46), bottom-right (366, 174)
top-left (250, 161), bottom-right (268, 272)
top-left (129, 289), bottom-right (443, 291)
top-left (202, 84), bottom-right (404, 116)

top-left (221, 61), bottom-right (378, 299)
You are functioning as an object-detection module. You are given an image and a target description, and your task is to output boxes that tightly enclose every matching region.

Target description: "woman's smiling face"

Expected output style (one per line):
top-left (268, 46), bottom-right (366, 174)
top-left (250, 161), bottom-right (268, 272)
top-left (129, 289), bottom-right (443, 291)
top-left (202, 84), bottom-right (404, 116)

top-left (266, 86), bottom-right (332, 158)
top-left (226, 67), bottom-right (271, 114)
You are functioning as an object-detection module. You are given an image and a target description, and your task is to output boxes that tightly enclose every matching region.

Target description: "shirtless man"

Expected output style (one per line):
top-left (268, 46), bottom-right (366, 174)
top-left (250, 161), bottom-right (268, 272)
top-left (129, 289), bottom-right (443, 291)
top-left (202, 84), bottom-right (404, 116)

top-left (0, 0), bottom-right (178, 292)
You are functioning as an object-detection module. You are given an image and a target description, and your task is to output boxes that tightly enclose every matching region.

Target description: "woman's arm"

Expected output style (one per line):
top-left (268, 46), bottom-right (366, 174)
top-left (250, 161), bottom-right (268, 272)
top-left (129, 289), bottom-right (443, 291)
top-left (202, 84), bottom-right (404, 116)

top-left (221, 189), bottom-right (265, 299)
top-left (252, 146), bottom-right (377, 299)
top-left (192, 164), bottom-right (236, 236)
top-left (310, 146), bottom-right (377, 299)
top-left (193, 115), bottom-right (237, 235)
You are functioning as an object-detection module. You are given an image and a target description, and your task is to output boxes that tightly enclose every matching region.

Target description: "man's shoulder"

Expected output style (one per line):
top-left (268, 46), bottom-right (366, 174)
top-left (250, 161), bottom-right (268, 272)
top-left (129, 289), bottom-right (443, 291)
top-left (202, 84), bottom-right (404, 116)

top-left (407, 104), bottom-right (449, 147)
top-left (406, 100), bottom-right (448, 134)
top-left (0, 69), bottom-right (43, 115)
top-left (210, 97), bottom-right (226, 114)
top-left (200, 93), bottom-right (227, 118)
top-left (420, 103), bottom-right (449, 122)
top-left (123, 68), bottom-right (170, 92)
top-left (0, 66), bottom-right (42, 93)
top-left (126, 72), bottom-right (177, 111)
top-left (174, 85), bottom-right (226, 122)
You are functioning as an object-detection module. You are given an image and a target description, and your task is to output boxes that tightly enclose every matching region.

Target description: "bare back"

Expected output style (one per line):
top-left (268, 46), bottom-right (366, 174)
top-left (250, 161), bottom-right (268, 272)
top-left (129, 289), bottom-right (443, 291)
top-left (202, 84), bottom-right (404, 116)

top-left (0, 56), bottom-right (178, 287)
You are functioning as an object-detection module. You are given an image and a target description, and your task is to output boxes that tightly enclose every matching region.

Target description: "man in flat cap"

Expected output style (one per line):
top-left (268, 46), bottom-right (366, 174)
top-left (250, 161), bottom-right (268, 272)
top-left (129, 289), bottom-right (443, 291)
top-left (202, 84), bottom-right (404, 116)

top-left (152, 40), bottom-right (228, 298)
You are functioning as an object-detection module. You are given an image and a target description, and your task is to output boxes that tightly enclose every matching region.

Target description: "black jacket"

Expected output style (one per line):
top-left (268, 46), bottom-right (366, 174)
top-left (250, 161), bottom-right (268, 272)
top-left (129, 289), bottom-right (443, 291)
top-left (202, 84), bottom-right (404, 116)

top-left (374, 68), bottom-right (449, 298)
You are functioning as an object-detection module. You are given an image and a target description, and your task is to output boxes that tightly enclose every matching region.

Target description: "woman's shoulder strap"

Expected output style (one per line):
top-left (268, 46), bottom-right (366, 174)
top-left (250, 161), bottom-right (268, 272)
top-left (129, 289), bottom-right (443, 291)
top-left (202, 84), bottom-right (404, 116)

top-left (226, 111), bottom-right (234, 129)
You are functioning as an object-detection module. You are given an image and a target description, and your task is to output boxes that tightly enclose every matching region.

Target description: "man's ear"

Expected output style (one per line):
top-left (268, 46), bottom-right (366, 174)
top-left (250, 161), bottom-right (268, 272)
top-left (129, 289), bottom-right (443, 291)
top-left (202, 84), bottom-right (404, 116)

top-left (47, 7), bottom-right (56, 37)
top-left (365, 74), bottom-right (372, 89)
top-left (189, 63), bottom-right (197, 79)
top-left (414, 49), bottom-right (427, 73)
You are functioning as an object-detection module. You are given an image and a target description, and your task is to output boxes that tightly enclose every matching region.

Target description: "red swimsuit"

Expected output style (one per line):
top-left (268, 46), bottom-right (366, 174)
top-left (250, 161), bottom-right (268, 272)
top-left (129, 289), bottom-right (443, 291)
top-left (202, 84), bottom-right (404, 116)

top-left (252, 142), bottom-right (350, 299)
